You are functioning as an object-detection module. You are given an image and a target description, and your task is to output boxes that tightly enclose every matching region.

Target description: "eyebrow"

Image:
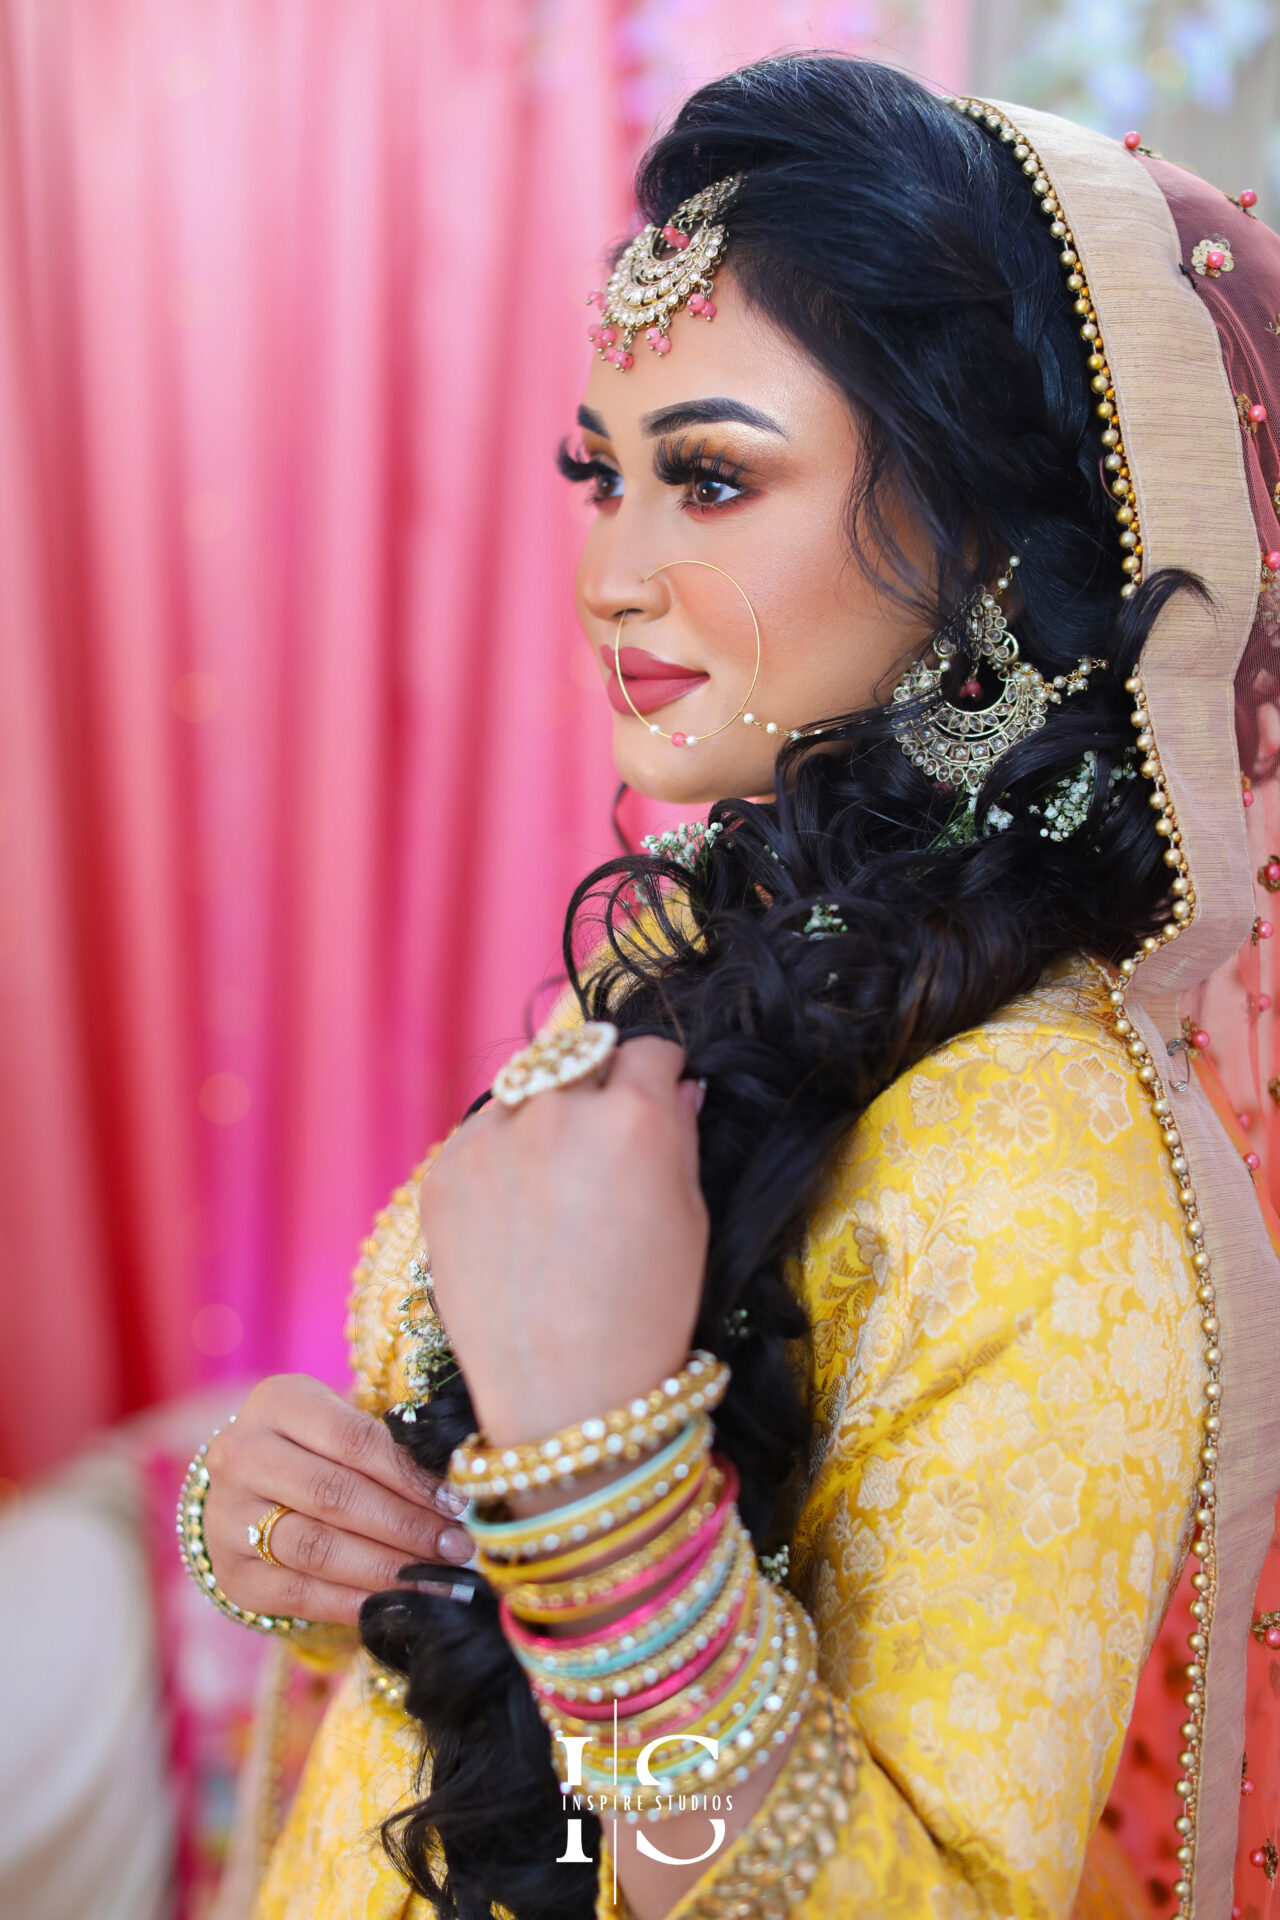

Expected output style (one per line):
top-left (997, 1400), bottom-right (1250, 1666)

top-left (643, 398), bottom-right (787, 438)
top-left (574, 398), bottom-right (788, 440)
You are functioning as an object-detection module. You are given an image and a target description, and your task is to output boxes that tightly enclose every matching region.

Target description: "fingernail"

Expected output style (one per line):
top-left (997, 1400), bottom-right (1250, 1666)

top-left (440, 1527), bottom-right (472, 1562)
top-left (434, 1483), bottom-right (470, 1517)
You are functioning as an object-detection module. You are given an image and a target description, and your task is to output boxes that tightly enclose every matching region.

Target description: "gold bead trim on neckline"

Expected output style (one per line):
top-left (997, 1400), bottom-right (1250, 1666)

top-left (1086, 670), bottom-right (1215, 1919)
top-left (951, 100), bottom-right (1145, 600)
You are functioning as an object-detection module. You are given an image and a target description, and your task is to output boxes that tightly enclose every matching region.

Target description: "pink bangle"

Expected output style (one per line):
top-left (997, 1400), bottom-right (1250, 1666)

top-left (500, 1459), bottom-right (740, 1654)
top-left (534, 1594), bottom-right (747, 1720)
top-left (574, 1578), bottom-right (766, 1743)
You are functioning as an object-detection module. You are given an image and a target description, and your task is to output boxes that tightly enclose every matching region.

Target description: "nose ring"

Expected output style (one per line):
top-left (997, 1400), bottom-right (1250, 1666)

top-left (613, 560), bottom-right (761, 748)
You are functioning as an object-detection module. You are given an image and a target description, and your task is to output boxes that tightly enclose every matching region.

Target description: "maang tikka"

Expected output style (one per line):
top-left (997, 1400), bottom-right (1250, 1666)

top-left (892, 557), bottom-right (1105, 793)
top-left (588, 174), bottom-right (744, 369)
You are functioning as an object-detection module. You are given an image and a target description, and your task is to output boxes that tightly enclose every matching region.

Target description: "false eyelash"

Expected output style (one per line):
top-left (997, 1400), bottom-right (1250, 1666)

top-left (555, 439), bottom-right (617, 487)
top-left (651, 436), bottom-right (748, 496)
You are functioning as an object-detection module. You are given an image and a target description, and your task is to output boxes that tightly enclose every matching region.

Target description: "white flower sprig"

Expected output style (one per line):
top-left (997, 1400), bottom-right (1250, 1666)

top-left (640, 819), bottom-right (725, 872)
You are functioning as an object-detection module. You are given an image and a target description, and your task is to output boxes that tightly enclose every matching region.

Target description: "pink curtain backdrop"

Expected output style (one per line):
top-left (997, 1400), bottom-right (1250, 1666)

top-left (0, 1), bottom-right (972, 1483)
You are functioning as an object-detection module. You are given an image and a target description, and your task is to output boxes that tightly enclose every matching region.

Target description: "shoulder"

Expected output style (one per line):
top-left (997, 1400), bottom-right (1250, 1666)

top-left (806, 953), bottom-right (1161, 1256)
top-left (793, 953), bottom-right (1197, 1445)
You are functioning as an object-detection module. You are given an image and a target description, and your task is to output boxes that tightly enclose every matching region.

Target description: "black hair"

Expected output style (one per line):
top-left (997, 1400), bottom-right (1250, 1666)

top-left (359, 52), bottom-right (1189, 1917)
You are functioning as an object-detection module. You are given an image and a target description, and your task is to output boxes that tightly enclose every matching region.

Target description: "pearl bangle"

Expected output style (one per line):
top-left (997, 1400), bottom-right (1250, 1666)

top-left (175, 1423), bottom-right (315, 1637)
top-left (446, 1350), bottom-right (730, 1501)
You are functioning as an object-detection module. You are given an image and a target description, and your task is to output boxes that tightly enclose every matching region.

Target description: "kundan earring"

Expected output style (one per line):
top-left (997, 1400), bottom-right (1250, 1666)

top-left (891, 557), bottom-right (1105, 793)
top-left (615, 560), bottom-right (799, 747)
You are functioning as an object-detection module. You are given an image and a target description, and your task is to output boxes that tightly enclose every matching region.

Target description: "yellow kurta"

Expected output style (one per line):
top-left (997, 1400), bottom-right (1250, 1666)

top-left (255, 956), bottom-right (1200, 1920)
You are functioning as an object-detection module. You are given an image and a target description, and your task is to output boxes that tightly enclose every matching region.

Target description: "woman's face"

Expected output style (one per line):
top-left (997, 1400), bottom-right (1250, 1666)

top-left (567, 270), bottom-right (936, 804)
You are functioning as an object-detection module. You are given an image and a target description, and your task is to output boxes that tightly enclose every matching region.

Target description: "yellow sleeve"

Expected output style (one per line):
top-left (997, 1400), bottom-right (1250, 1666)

top-left (254, 1656), bottom-right (437, 1920)
top-left (622, 989), bottom-right (1202, 1919)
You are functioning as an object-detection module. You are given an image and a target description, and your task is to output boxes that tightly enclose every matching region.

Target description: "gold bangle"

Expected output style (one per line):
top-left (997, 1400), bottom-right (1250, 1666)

top-left (466, 1417), bottom-right (712, 1564)
top-left (447, 1351), bottom-right (729, 1500)
top-left (560, 1584), bottom-right (817, 1800)
top-left (520, 1526), bottom-right (758, 1702)
top-left (503, 1463), bottom-right (728, 1623)
top-left (175, 1430), bottom-right (315, 1637)
top-left (474, 1452), bottom-right (709, 1585)
top-left (563, 1578), bottom-right (811, 1756)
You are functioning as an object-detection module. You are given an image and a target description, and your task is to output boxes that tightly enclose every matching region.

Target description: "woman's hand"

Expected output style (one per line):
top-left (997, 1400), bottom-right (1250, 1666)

top-left (420, 1036), bottom-right (708, 1450)
top-left (203, 1374), bottom-right (475, 1627)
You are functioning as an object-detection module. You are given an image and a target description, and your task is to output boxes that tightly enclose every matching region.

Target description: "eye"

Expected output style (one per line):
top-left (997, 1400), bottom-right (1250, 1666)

top-left (689, 469), bottom-right (744, 509)
top-left (652, 437), bottom-right (751, 514)
top-left (556, 439), bottom-right (623, 505)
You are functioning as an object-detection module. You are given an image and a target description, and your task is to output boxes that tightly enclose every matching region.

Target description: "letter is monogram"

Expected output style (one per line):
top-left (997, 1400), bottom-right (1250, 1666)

top-left (554, 1735), bottom-right (593, 1865)
top-left (634, 1737), bottom-right (726, 1866)
top-left (554, 1732), bottom-right (729, 1872)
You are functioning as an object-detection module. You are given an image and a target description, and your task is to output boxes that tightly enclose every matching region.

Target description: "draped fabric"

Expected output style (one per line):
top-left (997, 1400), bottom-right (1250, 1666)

top-left (0, 0), bottom-right (971, 1483)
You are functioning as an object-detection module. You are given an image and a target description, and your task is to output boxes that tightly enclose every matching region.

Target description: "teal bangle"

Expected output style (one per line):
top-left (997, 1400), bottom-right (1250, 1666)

top-left (464, 1415), bottom-right (710, 1558)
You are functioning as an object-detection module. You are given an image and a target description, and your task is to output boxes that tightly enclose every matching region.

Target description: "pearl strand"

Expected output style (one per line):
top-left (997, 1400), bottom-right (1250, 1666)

top-left (953, 99), bottom-right (1145, 597)
top-left (1088, 669), bottom-right (1214, 1919)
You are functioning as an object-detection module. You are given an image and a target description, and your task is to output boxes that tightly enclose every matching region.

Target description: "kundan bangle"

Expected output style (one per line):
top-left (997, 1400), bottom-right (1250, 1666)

top-left (447, 1350), bottom-right (729, 1500)
top-left (565, 1583), bottom-right (818, 1799)
top-left (503, 1500), bottom-right (747, 1666)
top-left (502, 1460), bottom-right (729, 1624)
top-left (176, 1425), bottom-right (315, 1637)
top-left (473, 1454), bottom-right (708, 1589)
top-left (465, 1416), bottom-right (711, 1566)
top-left (510, 1527), bottom-right (758, 1700)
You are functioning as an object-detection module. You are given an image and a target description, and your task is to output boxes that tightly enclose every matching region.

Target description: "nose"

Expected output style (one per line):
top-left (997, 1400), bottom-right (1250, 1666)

top-left (578, 543), bottom-right (670, 632)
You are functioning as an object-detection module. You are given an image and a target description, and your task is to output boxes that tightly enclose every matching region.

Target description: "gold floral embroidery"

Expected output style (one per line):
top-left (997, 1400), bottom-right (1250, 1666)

top-left (257, 959), bottom-right (1200, 1920)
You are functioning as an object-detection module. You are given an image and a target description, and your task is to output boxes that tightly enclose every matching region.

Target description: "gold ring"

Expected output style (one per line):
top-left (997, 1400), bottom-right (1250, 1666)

top-left (491, 1021), bottom-right (619, 1111)
top-left (248, 1503), bottom-right (292, 1567)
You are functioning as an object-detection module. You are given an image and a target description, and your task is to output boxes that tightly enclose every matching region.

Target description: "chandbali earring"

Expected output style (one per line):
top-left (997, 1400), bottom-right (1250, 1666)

top-left (614, 559), bottom-right (801, 748)
top-left (891, 556), bottom-right (1105, 794)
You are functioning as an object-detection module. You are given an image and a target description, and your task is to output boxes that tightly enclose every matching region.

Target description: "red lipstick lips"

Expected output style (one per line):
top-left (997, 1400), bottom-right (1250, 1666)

top-left (601, 644), bottom-right (709, 717)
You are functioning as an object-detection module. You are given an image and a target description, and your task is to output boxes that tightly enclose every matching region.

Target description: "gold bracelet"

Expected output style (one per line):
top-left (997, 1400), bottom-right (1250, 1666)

top-left (554, 1582), bottom-right (818, 1801)
top-left (467, 1417), bottom-right (711, 1567)
top-left (503, 1461), bottom-right (727, 1624)
top-left (517, 1524), bottom-right (757, 1699)
top-left (447, 1351), bottom-right (729, 1500)
top-left (514, 1489), bottom-right (744, 1658)
top-left (473, 1449), bottom-right (709, 1586)
top-left (176, 1428), bottom-right (315, 1637)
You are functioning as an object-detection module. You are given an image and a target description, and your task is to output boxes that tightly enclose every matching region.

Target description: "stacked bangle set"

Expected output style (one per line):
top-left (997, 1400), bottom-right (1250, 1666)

top-left (446, 1350), bottom-right (825, 1822)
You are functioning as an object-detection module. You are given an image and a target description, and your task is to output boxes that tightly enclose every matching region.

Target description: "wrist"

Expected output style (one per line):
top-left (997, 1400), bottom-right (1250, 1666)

top-left (475, 1345), bottom-right (692, 1451)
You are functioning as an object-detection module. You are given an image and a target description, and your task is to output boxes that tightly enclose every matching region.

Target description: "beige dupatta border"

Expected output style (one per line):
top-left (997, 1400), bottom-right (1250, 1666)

top-left (986, 103), bottom-right (1280, 1918)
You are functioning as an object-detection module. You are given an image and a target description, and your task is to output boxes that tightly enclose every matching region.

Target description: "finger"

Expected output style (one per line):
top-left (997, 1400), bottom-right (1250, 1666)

top-left (245, 1431), bottom-right (470, 1563)
top-left (228, 1565), bottom-right (391, 1630)
top-left (606, 1034), bottom-right (688, 1095)
top-left (269, 1378), bottom-right (458, 1512)
top-left (239, 1503), bottom-right (475, 1597)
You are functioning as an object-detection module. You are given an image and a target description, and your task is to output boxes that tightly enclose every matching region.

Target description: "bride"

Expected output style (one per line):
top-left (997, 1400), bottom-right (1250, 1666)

top-left (180, 52), bottom-right (1280, 1920)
